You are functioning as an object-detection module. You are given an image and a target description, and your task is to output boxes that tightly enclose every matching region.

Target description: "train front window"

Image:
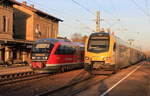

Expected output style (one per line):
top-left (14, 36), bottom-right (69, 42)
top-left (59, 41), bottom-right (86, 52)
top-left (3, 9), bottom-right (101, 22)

top-left (88, 34), bottom-right (110, 53)
top-left (32, 43), bottom-right (54, 53)
top-left (35, 44), bottom-right (50, 48)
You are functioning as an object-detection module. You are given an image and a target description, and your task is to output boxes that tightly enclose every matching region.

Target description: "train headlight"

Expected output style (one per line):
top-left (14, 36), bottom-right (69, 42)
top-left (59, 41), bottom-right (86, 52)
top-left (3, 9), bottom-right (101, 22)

top-left (43, 57), bottom-right (48, 59)
top-left (45, 57), bottom-right (48, 59)
top-left (103, 57), bottom-right (111, 60)
top-left (32, 57), bottom-right (35, 59)
top-left (85, 57), bottom-right (89, 60)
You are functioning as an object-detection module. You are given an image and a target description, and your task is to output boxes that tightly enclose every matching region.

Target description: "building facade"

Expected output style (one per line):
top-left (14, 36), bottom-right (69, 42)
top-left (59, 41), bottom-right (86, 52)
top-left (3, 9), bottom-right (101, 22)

top-left (0, 0), bottom-right (14, 64)
top-left (0, 1), bottom-right (13, 39)
top-left (13, 1), bottom-right (62, 41)
top-left (0, 0), bottom-right (62, 65)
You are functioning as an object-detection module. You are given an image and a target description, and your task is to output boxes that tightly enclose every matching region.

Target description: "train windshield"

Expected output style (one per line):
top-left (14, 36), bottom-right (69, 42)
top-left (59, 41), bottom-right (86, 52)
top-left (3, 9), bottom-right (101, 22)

top-left (32, 43), bottom-right (54, 53)
top-left (35, 44), bottom-right (50, 48)
top-left (88, 33), bottom-right (110, 53)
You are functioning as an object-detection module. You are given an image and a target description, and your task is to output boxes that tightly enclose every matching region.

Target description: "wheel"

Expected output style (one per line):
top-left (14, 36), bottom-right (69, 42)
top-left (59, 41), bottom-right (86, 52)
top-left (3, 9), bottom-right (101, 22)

top-left (61, 66), bottom-right (65, 72)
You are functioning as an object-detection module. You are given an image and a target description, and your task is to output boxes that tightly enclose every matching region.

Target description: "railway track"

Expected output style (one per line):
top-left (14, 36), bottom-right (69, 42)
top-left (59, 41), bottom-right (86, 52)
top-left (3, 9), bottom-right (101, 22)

top-left (0, 71), bottom-right (35, 81)
top-left (0, 69), bottom-right (82, 86)
top-left (0, 71), bottom-right (51, 85)
top-left (37, 74), bottom-right (110, 96)
top-left (0, 68), bottom-right (86, 86)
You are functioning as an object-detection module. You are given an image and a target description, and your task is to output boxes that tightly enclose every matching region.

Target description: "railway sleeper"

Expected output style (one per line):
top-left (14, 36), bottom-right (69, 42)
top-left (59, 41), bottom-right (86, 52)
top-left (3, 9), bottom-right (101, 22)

top-left (0, 71), bottom-right (35, 81)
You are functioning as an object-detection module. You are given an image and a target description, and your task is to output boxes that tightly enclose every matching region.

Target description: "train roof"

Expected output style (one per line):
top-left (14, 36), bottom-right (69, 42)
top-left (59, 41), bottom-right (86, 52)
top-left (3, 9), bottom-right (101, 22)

top-left (90, 32), bottom-right (109, 36)
top-left (111, 34), bottom-right (142, 51)
top-left (112, 35), bottom-right (141, 51)
top-left (89, 32), bottom-right (141, 51)
top-left (34, 38), bottom-right (84, 47)
top-left (35, 38), bottom-right (62, 44)
top-left (73, 42), bottom-right (84, 47)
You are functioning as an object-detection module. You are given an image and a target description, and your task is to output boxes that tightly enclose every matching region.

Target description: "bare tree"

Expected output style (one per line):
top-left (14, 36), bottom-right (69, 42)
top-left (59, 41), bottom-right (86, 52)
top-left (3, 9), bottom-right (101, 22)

top-left (71, 33), bottom-right (88, 43)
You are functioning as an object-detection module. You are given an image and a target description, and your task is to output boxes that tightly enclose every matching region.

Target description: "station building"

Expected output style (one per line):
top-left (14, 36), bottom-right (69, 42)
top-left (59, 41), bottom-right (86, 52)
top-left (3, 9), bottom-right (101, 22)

top-left (0, 0), bottom-right (62, 65)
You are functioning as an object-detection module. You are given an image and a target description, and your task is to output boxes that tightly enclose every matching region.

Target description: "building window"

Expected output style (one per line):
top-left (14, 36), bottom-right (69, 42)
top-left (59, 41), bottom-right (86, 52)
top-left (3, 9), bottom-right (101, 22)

top-left (35, 24), bottom-right (41, 37)
top-left (51, 23), bottom-right (53, 37)
top-left (48, 26), bottom-right (51, 38)
top-left (7, 19), bottom-right (9, 32)
top-left (47, 26), bottom-right (49, 38)
top-left (3, 16), bottom-right (6, 32)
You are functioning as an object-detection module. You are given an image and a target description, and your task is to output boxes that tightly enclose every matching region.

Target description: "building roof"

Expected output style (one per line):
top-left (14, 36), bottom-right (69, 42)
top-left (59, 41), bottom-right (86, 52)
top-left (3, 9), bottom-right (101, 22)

top-left (7, 0), bottom-right (63, 22)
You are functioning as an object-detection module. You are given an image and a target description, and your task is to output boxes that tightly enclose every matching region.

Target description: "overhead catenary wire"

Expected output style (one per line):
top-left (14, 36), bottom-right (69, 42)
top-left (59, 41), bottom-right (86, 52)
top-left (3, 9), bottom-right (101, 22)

top-left (26, 0), bottom-right (95, 33)
top-left (26, 0), bottom-right (63, 17)
top-left (28, 0), bottom-right (128, 33)
top-left (108, 0), bottom-right (117, 15)
top-left (72, 0), bottom-right (128, 33)
top-left (93, 0), bottom-right (128, 31)
top-left (71, 0), bottom-right (116, 31)
top-left (76, 19), bottom-right (96, 32)
top-left (28, 0), bottom-right (99, 33)
top-left (24, 0), bottom-right (126, 34)
top-left (94, 0), bottom-right (119, 20)
top-left (131, 0), bottom-right (150, 18)
top-left (144, 0), bottom-right (149, 17)
top-left (71, 0), bottom-right (95, 16)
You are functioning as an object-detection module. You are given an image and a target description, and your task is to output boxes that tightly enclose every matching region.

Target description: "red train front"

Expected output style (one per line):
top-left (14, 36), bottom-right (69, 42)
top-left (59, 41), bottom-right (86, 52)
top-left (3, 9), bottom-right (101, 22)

top-left (31, 38), bottom-right (84, 73)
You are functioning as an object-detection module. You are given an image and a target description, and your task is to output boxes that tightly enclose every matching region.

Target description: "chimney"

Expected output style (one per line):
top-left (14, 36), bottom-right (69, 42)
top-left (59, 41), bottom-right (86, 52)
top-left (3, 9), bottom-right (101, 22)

top-left (22, 1), bottom-right (27, 5)
top-left (30, 4), bottom-right (34, 8)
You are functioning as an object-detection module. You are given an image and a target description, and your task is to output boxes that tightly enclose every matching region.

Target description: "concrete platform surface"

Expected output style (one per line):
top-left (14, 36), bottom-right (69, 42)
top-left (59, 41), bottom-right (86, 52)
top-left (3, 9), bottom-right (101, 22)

top-left (75, 61), bottom-right (150, 96)
top-left (0, 66), bottom-right (33, 75)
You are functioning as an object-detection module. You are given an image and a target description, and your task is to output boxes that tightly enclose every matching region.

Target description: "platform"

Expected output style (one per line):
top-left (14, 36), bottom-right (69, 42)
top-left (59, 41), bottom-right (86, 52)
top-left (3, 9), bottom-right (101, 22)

top-left (75, 61), bottom-right (150, 96)
top-left (0, 66), bottom-right (33, 75)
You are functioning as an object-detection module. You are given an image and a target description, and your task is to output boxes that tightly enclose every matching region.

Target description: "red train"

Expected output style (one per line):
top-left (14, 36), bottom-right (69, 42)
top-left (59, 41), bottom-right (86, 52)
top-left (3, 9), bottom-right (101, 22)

top-left (31, 38), bottom-right (84, 73)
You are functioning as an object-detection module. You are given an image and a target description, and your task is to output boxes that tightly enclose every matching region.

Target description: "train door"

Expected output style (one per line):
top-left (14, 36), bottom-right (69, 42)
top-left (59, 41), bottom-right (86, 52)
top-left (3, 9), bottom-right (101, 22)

top-left (54, 44), bottom-right (64, 64)
top-left (114, 43), bottom-right (121, 70)
top-left (75, 46), bottom-right (80, 63)
top-left (112, 43), bottom-right (116, 65)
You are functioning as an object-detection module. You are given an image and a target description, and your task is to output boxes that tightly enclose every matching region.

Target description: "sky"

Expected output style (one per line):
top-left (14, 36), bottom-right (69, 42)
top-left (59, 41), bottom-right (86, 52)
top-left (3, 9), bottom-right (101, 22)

top-left (17, 0), bottom-right (150, 51)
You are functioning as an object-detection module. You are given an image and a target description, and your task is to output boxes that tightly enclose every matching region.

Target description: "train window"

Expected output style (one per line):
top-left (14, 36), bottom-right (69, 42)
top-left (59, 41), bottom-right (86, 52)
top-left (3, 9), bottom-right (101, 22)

top-left (88, 35), bottom-right (109, 53)
top-left (36, 43), bottom-right (50, 48)
top-left (118, 45), bottom-right (129, 56)
top-left (65, 46), bottom-right (69, 54)
top-left (49, 44), bottom-right (54, 51)
top-left (113, 43), bottom-right (116, 51)
top-left (69, 47), bottom-right (72, 54)
top-left (72, 47), bottom-right (76, 54)
top-left (63, 46), bottom-right (67, 54)
top-left (65, 46), bottom-right (75, 55)
top-left (32, 43), bottom-right (54, 53)
top-left (55, 45), bottom-right (63, 55)
top-left (55, 45), bottom-right (77, 55)
top-left (66, 46), bottom-right (71, 54)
